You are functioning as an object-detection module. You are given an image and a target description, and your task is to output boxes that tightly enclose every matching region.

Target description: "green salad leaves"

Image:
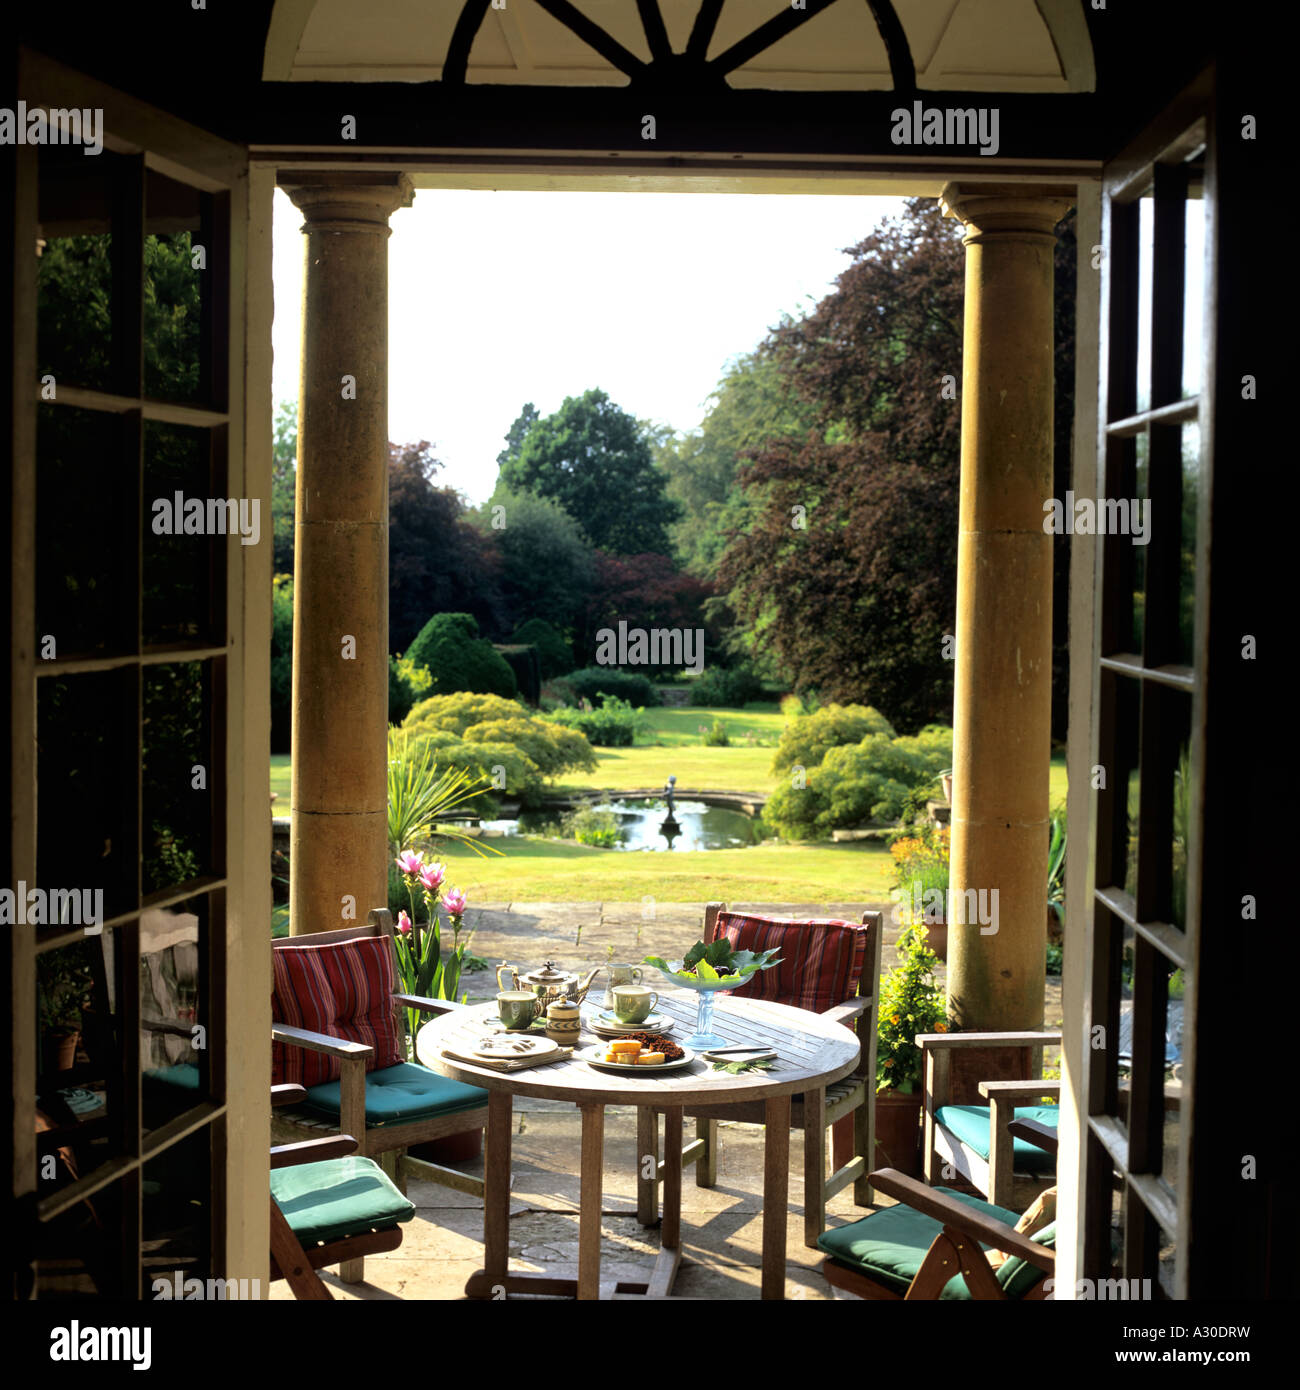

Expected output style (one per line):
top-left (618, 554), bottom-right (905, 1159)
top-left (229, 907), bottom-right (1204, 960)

top-left (643, 937), bottom-right (782, 987)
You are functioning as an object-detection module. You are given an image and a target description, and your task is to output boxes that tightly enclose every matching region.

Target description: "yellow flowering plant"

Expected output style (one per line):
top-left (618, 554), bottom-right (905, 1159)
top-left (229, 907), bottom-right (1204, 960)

top-left (876, 923), bottom-right (948, 1093)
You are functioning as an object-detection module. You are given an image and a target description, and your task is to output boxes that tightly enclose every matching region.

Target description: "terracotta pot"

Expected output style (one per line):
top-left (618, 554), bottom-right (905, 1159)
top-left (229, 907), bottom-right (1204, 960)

top-left (873, 1088), bottom-right (923, 1176)
top-left (925, 919), bottom-right (948, 961)
top-left (410, 1129), bottom-right (483, 1164)
top-left (43, 1027), bottom-right (81, 1075)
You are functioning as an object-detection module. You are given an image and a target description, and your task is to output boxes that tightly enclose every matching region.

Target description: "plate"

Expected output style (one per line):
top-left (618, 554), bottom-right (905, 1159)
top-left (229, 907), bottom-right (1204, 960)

top-left (578, 1043), bottom-right (695, 1073)
top-left (591, 1010), bottom-right (672, 1033)
top-left (472, 1035), bottom-right (560, 1061)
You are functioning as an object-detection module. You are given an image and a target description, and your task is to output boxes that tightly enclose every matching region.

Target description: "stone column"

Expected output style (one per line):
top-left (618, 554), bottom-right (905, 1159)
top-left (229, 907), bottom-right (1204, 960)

top-left (279, 172), bottom-right (413, 935)
top-left (938, 184), bottom-right (1073, 1034)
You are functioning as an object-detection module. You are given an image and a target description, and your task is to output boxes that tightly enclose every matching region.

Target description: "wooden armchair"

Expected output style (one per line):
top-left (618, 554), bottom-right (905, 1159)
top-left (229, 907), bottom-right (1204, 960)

top-left (918, 1029), bottom-right (1061, 1209)
top-left (818, 1162), bottom-right (1056, 1301)
top-left (271, 909), bottom-right (489, 1281)
top-left (270, 1084), bottom-right (415, 1300)
top-left (640, 903), bottom-right (883, 1248)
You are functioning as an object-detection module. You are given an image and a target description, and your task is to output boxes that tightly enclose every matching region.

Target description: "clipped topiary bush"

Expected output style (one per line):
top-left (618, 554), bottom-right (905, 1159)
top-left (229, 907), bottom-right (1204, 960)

top-left (511, 618), bottom-right (574, 679)
top-left (688, 666), bottom-right (765, 707)
top-left (770, 703), bottom-right (896, 777)
top-left (545, 695), bottom-right (646, 747)
top-left (406, 611), bottom-right (518, 699)
top-left (566, 666), bottom-right (660, 708)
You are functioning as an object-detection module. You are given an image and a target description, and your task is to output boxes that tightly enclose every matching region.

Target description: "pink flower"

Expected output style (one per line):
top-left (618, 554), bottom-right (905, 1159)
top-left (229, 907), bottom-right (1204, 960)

top-left (397, 910), bottom-right (413, 936)
top-left (443, 888), bottom-right (468, 917)
top-left (395, 850), bottom-right (423, 878)
top-left (418, 861), bottom-right (446, 894)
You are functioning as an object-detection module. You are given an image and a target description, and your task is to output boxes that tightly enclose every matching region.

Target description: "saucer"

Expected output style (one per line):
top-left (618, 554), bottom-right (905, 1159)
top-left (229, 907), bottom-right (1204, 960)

top-left (472, 1035), bottom-right (560, 1061)
top-left (591, 1010), bottom-right (672, 1035)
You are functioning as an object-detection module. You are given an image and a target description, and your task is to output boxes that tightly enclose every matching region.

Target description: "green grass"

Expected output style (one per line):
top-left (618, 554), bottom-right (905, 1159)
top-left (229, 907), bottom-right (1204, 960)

top-left (272, 744), bottom-right (1068, 811)
top-left (637, 702), bottom-right (785, 746)
top-left (437, 834), bottom-right (895, 903)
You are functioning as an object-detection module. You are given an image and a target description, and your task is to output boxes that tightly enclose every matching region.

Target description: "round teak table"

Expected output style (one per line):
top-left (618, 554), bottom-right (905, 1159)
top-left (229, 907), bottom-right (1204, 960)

top-left (417, 992), bottom-right (860, 1300)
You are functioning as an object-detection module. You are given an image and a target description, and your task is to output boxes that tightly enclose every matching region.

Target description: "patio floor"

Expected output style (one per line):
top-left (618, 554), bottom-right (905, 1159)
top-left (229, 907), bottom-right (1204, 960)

top-left (272, 901), bottom-right (1064, 1300)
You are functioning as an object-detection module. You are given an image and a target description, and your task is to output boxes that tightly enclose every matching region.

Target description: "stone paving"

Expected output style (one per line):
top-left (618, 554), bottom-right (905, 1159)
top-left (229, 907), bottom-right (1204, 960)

top-left (272, 901), bottom-right (1064, 1301)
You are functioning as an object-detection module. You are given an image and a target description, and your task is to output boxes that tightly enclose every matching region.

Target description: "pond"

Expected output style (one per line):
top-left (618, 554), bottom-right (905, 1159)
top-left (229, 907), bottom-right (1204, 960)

top-left (483, 797), bottom-right (760, 852)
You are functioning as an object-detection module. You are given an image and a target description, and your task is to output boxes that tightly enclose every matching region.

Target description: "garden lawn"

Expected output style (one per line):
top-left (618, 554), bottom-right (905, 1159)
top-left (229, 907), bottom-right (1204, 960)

top-left (438, 834), bottom-right (895, 903)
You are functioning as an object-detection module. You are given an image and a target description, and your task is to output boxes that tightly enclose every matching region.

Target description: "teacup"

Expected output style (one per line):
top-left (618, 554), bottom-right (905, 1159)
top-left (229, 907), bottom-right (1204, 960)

top-left (603, 963), bottom-right (643, 1008)
top-left (611, 984), bottom-right (658, 1025)
top-left (497, 990), bottom-right (541, 1030)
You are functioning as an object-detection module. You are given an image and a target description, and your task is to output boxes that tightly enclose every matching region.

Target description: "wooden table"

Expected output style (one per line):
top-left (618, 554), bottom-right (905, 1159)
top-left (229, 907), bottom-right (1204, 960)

top-left (417, 992), bottom-right (860, 1300)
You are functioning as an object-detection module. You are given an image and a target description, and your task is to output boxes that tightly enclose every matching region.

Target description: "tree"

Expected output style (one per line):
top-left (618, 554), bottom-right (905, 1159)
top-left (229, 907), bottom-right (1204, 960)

top-left (271, 399), bottom-right (297, 576)
top-left (575, 551), bottom-right (719, 669)
top-left (497, 402), bottom-right (540, 467)
top-left (497, 389), bottom-right (679, 555)
top-left (389, 441), bottom-right (500, 653)
top-left (656, 349), bottom-right (821, 579)
top-left (719, 200), bottom-right (967, 731)
top-left (479, 488), bottom-right (595, 637)
top-left (406, 612), bottom-right (517, 699)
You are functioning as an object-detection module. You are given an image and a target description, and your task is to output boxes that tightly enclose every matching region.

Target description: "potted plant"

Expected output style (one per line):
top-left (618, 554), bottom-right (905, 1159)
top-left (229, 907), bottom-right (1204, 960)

top-left (890, 822), bottom-right (950, 959)
top-left (37, 941), bottom-right (96, 1077)
top-left (874, 924), bottom-right (948, 1176)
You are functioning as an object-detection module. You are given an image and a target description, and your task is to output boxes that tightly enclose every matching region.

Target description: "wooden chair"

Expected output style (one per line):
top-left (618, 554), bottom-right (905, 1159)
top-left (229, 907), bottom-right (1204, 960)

top-left (640, 903), bottom-right (883, 1248)
top-left (818, 1148), bottom-right (1057, 1301)
top-left (271, 908), bottom-right (489, 1281)
top-left (270, 1084), bottom-right (415, 1300)
top-left (918, 1028), bottom-right (1061, 1209)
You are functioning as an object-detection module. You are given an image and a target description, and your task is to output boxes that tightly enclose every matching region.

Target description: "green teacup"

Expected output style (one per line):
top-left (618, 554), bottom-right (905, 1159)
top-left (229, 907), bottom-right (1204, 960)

top-left (611, 984), bottom-right (658, 1025)
top-left (497, 990), bottom-right (541, 1030)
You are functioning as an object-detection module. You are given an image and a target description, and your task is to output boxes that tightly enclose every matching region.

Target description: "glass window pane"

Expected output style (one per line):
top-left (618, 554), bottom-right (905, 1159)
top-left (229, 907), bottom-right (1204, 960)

top-left (1135, 192), bottom-right (1154, 414)
top-left (36, 148), bottom-right (119, 394)
top-left (142, 662), bottom-right (214, 895)
top-left (1130, 430), bottom-right (1149, 653)
top-left (1177, 420), bottom-right (1200, 667)
top-left (36, 931), bottom-right (128, 1184)
top-left (140, 897), bottom-right (211, 1131)
top-left (38, 671), bottom-right (138, 922)
top-left (143, 422), bottom-right (222, 646)
top-left (34, 1173), bottom-right (125, 1298)
top-left (144, 172), bottom-right (204, 402)
top-left (1182, 190), bottom-right (1205, 400)
top-left (36, 404), bottom-right (137, 658)
top-left (143, 1136), bottom-right (212, 1298)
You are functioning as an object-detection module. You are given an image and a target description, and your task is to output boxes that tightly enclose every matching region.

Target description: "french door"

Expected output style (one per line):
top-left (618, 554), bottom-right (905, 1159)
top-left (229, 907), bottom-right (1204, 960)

top-left (5, 49), bottom-right (269, 1299)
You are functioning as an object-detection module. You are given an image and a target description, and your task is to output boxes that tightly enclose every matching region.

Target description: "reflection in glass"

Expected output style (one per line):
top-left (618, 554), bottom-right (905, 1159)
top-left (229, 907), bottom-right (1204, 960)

top-left (36, 405), bottom-right (133, 657)
top-left (143, 421), bottom-right (219, 646)
top-left (140, 900), bottom-right (208, 1131)
top-left (1178, 422), bottom-right (1200, 667)
top-left (38, 672), bottom-right (135, 923)
top-left (1181, 191), bottom-right (1205, 400)
top-left (142, 663), bottom-right (213, 895)
top-left (142, 1138), bottom-right (212, 1298)
top-left (1135, 192), bottom-right (1154, 414)
top-left (1130, 430), bottom-right (1149, 653)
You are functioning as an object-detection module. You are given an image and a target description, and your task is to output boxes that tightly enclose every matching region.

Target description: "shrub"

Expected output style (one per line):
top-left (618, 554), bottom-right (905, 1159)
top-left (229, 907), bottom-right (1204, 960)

top-left (511, 618), bottom-right (574, 679)
top-left (566, 666), bottom-right (660, 708)
top-left (770, 703), bottom-right (896, 777)
top-left (562, 806), bottom-right (624, 848)
top-left (779, 691), bottom-right (820, 720)
top-left (702, 719), bottom-right (730, 747)
top-left (877, 925), bottom-right (948, 1094)
top-left (539, 677), bottom-right (578, 709)
top-left (765, 725), bottom-right (953, 840)
top-left (495, 644), bottom-right (541, 705)
top-left (406, 611), bottom-right (517, 699)
top-left (400, 691), bottom-right (598, 809)
top-left (545, 696), bottom-right (645, 747)
top-left (388, 653), bottom-right (434, 723)
top-left (688, 666), bottom-right (765, 708)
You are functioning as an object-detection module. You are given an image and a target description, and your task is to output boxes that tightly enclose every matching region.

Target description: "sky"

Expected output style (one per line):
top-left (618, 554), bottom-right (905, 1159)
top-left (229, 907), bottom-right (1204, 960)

top-left (271, 188), bottom-right (908, 504)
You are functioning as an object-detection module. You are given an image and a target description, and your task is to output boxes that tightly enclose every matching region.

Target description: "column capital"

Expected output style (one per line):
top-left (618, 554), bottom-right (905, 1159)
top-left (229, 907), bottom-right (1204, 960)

top-left (939, 182), bottom-right (1075, 243)
top-left (278, 171), bottom-right (414, 233)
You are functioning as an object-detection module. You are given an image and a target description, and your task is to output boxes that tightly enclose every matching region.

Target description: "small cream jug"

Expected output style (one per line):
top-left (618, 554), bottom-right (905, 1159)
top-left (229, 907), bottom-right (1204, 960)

top-left (603, 963), bottom-right (643, 1009)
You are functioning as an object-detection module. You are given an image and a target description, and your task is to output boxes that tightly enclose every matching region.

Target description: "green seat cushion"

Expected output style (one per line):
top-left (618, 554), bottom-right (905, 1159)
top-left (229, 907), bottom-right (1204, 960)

top-left (934, 1104), bottom-right (1059, 1173)
top-left (143, 1063), bottom-right (201, 1091)
top-left (302, 1062), bottom-right (488, 1128)
top-left (271, 1156), bottom-right (415, 1247)
top-left (998, 1220), bottom-right (1057, 1298)
top-left (817, 1189), bottom-right (1052, 1299)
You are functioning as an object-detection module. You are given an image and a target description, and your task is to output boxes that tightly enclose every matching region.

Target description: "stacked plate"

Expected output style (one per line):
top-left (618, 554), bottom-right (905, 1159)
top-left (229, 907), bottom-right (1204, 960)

top-left (589, 1009), bottom-right (674, 1038)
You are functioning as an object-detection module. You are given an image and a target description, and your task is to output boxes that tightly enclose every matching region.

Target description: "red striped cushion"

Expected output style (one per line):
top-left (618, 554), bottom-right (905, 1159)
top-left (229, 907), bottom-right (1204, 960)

top-left (710, 912), bottom-right (868, 1014)
top-left (271, 936), bottom-right (404, 1087)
